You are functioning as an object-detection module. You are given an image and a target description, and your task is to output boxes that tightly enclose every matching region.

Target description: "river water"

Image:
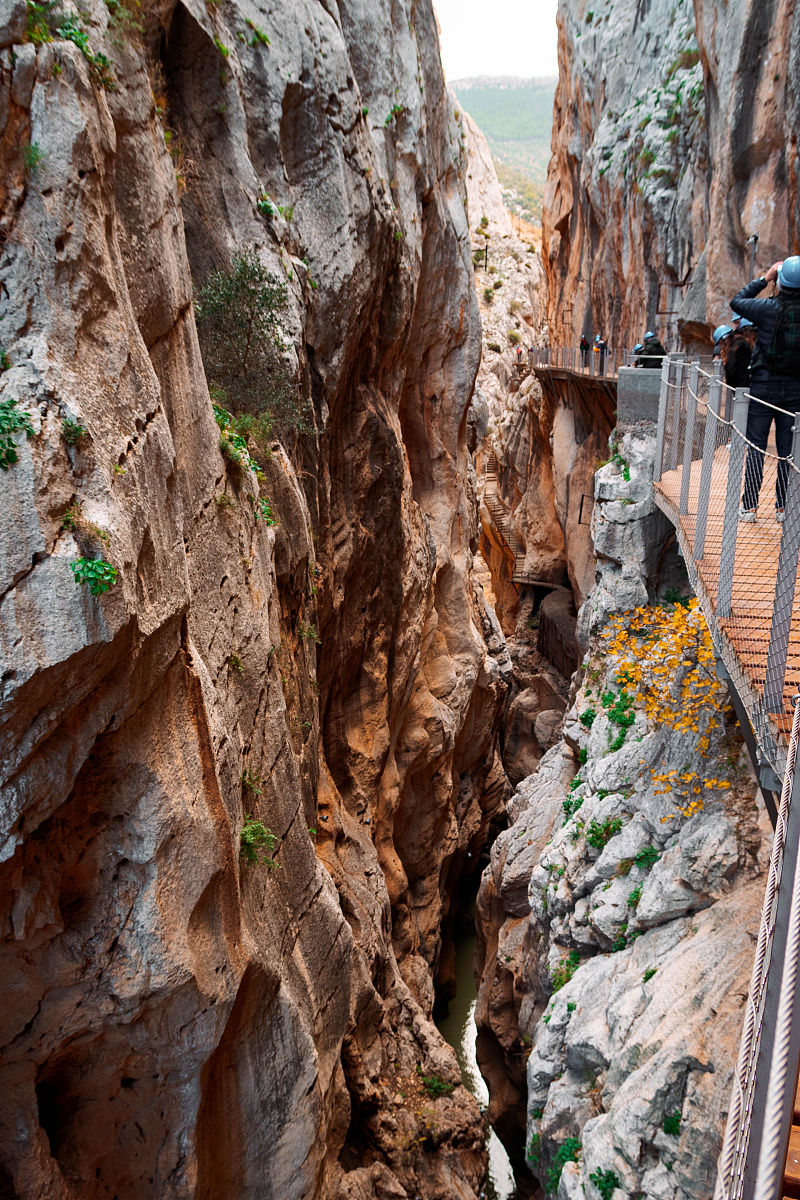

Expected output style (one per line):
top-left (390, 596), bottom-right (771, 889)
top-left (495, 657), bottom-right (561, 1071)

top-left (436, 916), bottom-right (521, 1200)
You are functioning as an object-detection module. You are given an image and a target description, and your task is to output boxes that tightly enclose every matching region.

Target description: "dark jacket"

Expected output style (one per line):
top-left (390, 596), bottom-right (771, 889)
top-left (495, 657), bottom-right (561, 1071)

top-left (636, 336), bottom-right (666, 367)
top-left (724, 331), bottom-right (751, 389)
top-left (731, 277), bottom-right (800, 380)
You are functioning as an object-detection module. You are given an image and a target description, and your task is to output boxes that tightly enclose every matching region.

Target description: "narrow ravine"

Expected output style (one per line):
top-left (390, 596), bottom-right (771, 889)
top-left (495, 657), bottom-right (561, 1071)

top-left (437, 903), bottom-right (521, 1200)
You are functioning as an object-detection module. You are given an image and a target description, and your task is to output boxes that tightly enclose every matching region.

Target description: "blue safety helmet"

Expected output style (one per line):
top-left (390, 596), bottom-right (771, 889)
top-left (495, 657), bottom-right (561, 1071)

top-left (737, 317), bottom-right (753, 328)
top-left (778, 256), bottom-right (800, 289)
top-left (713, 324), bottom-right (733, 345)
top-left (644, 330), bottom-right (655, 340)
top-left (633, 342), bottom-right (644, 353)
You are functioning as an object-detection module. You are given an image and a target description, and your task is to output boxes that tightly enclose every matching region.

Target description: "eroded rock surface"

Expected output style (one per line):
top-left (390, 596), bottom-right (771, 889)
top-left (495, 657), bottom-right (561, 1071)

top-left (0, 2), bottom-right (510, 1196)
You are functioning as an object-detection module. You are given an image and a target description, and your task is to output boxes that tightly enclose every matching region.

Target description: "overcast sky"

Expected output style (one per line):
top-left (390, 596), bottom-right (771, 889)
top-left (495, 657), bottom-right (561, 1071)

top-left (433, 0), bottom-right (559, 81)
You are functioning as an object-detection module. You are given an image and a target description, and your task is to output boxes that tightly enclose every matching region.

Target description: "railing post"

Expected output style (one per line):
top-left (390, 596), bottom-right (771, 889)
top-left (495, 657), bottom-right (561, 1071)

top-left (764, 422), bottom-right (800, 713)
top-left (694, 375), bottom-right (722, 559)
top-left (666, 360), bottom-right (685, 472)
top-left (653, 356), bottom-right (672, 483)
top-left (717, 388), bottom-right (750, 620)
top-left (680, 361), bottom-right (700, 514)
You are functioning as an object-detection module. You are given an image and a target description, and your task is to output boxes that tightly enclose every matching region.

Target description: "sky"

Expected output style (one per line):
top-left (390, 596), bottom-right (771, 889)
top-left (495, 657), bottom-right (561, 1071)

top-left (433, 0), bottom-right (559, 81)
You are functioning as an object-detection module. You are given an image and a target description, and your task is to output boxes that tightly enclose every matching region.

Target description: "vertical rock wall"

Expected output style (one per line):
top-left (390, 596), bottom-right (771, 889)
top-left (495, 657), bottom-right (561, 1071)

top-left (543, 0), bottom-right (800, 350)
top-left (0, 2), bottom-right (510, 1196)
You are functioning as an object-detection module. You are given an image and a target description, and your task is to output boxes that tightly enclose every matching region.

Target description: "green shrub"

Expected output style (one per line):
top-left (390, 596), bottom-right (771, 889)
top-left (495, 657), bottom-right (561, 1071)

top-left (23, 142), bottom-right (43, 174)
top-left (196, 248), bottom-right (309, 440)
top-left (70, 557), bottom-right (117, 595)
top-left (56, 13), bottom-right (113, 85)
top-left (627, 884), bottom-right (642, 908)
top-left (298, 621), bottom-right (320, 643)
top-left (551, 949), bottom-right (580, 992)
top-left (62, 417), bottom-right (87, 445)
top-left (634, 845), bottom-right (660, 868)
top-left (384, 103), bottom-right (404, 126)
top-left (229, 651), bottom-right (245, 673)
top-left (241, 768), bottom-right (262, 794)
top-left (642, 966), bottom-right (657, 983)
top-left (563, 793), bottom-right (583, 822)
top-left (527, 1131), bottom-right (541, 1168)
top-left (585, 817), bottom-right (623, 850)
top-left (240, 816), bottom-right (280, 867)
top-left (663, 1109), bottom-right (681, 1136)
top-left (590, 1168), bottom-right (621, 1199)
top-left (580, 707), bottom-right (597, 729)
top-left (547, 1137), bottom-right (581, 1193)
top-left (253, 496), bottom-right (277, 524)
top-left (0, 398), bottom-right (34, 469)
top-left (415, 1063), bottom-right (454, 1098)
top-left (483, 285), bottom-right (494, 303)
top-left (487, 341), bottom-right (502, 353)
top-left (508, 330), bottom-right (521, 346)
top-left (245, 17), bottom-right (269, 44)
top-left (579, 747), bottom-right (588, 764)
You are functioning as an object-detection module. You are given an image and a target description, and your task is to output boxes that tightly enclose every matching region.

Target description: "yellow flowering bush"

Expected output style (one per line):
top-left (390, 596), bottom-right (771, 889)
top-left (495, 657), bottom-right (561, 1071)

top-left (588, 599), bottom-right (732, 819)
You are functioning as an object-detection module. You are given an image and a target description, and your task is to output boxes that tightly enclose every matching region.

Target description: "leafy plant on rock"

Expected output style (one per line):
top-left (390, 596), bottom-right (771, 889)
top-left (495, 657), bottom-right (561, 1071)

top-left (550, 949), bottom-right (580, 992)
top-left (585, 816), bottom-right (623, 851)
top-left (70, 556), bottom-right (117, 595)
top-left (415, 1063), bottom-right (454, 1098)
top-left (0, 398), bottom-right (34, 469)
top-left (196, 248), bottom-right (310, 441)
top-left (663, 1109), bottom-right (681, 1136)
top-left (546, 1137), bottom-right (581, 1193)
top-left (62, 417), bottom-right (87, 445)
top-left (240, 816), bottom-right (280, 868)
top-left (590, 1168), bottom-right (621, 1199)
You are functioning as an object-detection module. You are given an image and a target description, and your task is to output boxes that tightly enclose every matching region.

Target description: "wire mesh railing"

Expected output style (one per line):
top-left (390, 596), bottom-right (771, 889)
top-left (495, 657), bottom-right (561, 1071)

top-left (654, 357), bottom-right (800, 782)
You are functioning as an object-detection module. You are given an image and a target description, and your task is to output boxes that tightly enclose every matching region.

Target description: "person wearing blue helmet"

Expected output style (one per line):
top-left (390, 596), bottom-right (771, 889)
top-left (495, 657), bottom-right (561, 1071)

top-left (714, 322), bottom-right (751, 388)
top-left (638, 329), bottom-right (666, 367)
top-left (731, 256), bottom-right (800, 521)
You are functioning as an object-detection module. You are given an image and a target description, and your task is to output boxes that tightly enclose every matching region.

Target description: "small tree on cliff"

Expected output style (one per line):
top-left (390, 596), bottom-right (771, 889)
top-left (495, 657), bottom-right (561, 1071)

top-left (195, 248), bottom-right (310, 442)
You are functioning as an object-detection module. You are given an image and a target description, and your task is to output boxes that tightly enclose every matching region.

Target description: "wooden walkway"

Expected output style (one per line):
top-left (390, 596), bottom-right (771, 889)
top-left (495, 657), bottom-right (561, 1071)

top-left (654, 445), bottom-right (797, 764)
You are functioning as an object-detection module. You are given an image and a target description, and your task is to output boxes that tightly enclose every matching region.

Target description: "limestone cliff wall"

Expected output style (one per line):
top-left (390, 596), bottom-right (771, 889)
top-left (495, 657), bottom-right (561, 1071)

top-left (474, 425), bottom-right (768, 1199)
top-left (0, 2), bottom-right (510, 1196)
top-left (543, 0), bottom-right (800, 351)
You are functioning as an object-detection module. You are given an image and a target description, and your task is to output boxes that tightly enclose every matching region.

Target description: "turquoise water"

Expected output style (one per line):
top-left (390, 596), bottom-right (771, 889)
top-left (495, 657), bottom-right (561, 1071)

top-left (436, 922), bottom-right (522, 1200)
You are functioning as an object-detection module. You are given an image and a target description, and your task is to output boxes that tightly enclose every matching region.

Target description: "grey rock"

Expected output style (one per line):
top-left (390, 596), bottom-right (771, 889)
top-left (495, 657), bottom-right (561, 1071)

top-left (0, 0), bottom-right (25, 48)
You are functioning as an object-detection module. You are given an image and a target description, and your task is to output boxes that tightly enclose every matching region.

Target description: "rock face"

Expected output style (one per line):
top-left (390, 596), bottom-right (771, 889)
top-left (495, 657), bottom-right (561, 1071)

top-left (0, 3), bottom-right (510, 1196)
top-left (543, 0), bottom-right (800, 351)
top-left (475, 423), bottom-right (768, 1198)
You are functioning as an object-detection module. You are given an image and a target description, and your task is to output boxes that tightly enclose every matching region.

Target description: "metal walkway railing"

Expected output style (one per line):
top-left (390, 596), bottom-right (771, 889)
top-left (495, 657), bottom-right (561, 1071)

top-left (649, 357), bottom-right (800, 1199)
top-left (653, 358), bottom-right (800, 783)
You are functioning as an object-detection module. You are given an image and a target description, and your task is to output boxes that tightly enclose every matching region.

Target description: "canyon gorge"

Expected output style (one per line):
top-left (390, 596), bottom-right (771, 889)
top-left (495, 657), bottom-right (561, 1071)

top-left (0, 0), bottom-right (797, 1199)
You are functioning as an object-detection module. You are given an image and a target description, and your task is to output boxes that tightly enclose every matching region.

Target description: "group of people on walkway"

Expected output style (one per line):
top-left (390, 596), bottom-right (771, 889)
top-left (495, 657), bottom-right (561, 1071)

top-left (579, 333), bottom-right (610, 371)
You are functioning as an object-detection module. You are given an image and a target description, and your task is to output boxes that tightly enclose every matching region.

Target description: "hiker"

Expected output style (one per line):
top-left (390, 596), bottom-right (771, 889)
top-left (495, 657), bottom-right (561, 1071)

top-left (528, 344), bottom-right (535, 369)
top-left (731, 257), bottom-right (800, 522)
top-left (632, 341), bottom-right (644, 366)
top-left (593, 334), bottom-right (607, 374)
top-left (580, 334), bottom-right (589, 368)
top-left (638, 329), bottom-right (667, 367)
top-left (515, 344), bottom-right (523, 369)
top-left (724, 320), bottom-right (752, 389)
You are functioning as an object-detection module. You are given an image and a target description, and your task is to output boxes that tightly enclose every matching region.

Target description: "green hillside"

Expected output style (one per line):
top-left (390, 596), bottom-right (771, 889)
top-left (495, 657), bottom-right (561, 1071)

top-left (452, 77), bottom-right (556, 223)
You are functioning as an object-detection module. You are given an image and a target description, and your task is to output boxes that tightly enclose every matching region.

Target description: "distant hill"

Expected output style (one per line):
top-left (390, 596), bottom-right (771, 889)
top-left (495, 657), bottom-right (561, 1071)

top-left (452, 77), bottom-right (556, 223)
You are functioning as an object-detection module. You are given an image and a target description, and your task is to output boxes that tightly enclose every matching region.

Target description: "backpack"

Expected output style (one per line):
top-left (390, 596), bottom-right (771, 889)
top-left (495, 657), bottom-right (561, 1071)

top-left (765, 295), bottom-right (800, 378)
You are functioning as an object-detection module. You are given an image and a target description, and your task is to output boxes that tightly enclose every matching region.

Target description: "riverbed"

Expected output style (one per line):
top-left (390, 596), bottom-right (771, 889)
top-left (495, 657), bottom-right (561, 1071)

top-left (436, 916), bottom-right (521, 1200)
